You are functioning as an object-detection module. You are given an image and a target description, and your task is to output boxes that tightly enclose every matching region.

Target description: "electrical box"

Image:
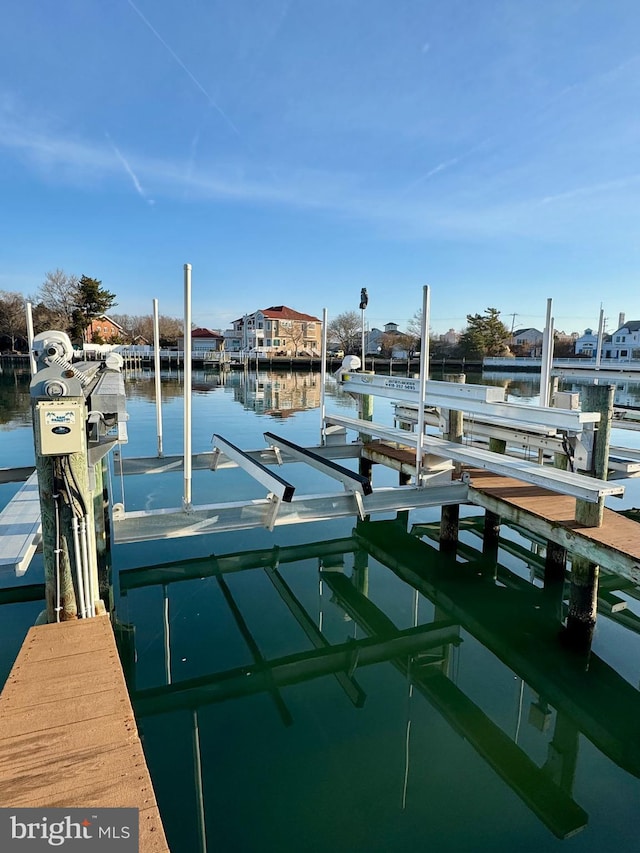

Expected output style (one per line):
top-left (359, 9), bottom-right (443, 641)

top-left (552, 391), bottom-right (580, 410)
top-left (35, 400), bottom-right (86, 456)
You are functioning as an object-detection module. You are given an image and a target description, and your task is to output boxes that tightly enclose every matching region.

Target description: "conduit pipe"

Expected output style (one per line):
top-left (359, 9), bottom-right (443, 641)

top-left (79, 518), bottom-right (93, 617)
top-left (71, 517), bottom-right (87, 618)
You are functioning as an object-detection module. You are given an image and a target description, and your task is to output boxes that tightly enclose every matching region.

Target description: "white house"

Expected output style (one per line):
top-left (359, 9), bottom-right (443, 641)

top-left (602, 320), bottom-right (640, 361)
top-left (574, 328), bottom-right (601, 356)
top-left (510, 328), bottom-right (543, 356)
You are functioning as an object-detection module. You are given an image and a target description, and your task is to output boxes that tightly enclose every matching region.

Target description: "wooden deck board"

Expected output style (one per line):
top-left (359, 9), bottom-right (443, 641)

top-left (467, 469), bottom-right (640, 561)
top-left (0, 617), bottom-right (169, 852)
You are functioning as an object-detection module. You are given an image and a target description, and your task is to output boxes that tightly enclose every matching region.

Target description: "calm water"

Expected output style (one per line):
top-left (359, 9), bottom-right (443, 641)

top-left (2, 365), bottom-right (640, 853)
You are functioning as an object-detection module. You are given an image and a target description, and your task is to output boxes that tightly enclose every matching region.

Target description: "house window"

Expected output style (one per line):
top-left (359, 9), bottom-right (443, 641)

top-left (621, 350), bottom-right (628, 357)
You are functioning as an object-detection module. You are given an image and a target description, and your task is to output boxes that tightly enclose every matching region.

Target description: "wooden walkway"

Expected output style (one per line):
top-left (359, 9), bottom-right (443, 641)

top-left (467, 469), bottom-right (640, 562)
top-left (0, 617), bottom-right (169, 852)
top-left (363, 441), bottom-right (640, 579)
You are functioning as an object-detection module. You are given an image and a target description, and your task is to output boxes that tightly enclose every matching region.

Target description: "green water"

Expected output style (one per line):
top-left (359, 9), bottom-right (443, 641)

top-left (2, 366), bottom-right (640, 852)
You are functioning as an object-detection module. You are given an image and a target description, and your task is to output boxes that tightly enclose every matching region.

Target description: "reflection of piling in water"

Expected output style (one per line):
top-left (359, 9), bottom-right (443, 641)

top-left (354, 520), bottom-right (640, 780)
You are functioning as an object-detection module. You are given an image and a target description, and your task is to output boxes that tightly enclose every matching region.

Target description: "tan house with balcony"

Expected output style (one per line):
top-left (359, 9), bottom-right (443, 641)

top-left (224, 305), bottom-right (322, 356)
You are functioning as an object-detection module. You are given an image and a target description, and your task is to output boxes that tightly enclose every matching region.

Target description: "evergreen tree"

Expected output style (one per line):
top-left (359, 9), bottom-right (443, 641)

top-left (73, 275), bottom-right (117, 342)
top-left (458, 308), bottom-right (510, 357)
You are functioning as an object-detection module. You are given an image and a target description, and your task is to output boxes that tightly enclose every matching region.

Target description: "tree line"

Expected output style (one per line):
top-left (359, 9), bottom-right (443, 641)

top-left (328, 307), bottom-right (514, 359)
top-left (0, 270), bottom-right (182, 352)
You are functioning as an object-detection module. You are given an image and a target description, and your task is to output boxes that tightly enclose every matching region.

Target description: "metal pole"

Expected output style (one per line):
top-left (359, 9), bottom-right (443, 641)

top-left (320, 308), bottom-right (328, 444)
top-left (163, 584), bottom-right (172, 685)
top-left (539, 298), bottom-right (553, 407)
top-left (415, 285), bottom-right (430, 484)
top-left (153, 298), bottom-right (164, 457)
top-left (361, 307), bottom-right (365, 365)
top-left (26, 302), bottom-right (37, 376)
top-left (183, 264), bottom-right (192, 509)
top-left (595, 307), bottom-right (605, 369)
top-left (192, 709), bottom-right (208, 853)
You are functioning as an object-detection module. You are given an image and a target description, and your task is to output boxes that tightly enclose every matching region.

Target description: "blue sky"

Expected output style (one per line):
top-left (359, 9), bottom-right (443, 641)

top-left (1, 0), bottom-right (638, 335)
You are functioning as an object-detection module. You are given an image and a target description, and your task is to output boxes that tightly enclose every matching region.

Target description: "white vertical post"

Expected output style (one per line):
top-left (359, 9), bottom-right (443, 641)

top-left (320, 308), bottom-right (328, 444)
top-left (26, 302), bottom-right (37, 376)
top-left (183, 264), bottom-right (193, 510)
top-left (361, 307), bottom-right (366, 365)
top-left (153, 298), bottom-right (164, 457)
top-left (539, 298), bottom-right (553, 407)
top-left (595, 307), bottom-right (605, 369)
top-left (415, 285), bottom-right (430, 484)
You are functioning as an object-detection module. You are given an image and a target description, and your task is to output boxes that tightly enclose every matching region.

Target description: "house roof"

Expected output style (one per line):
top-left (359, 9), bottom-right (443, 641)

top-left (615, 320), bottom-right (640, 333)
top-left (188, 327), bottom-right (223, 339)
top-left (512, 328), bottom-right (542, 337)
top-left (92, 315), bottom-right (124, 331)
top-left (261, 306), bottom-right (320, 322)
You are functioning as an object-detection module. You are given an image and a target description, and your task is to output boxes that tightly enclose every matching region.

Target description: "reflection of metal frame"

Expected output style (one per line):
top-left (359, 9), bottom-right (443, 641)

top-left (121, 519), bottom-right (640, 844)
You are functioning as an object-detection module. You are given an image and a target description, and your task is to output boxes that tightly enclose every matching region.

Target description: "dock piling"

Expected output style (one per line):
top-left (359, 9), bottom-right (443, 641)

top-left (439, 373), bottom-right (465, 552)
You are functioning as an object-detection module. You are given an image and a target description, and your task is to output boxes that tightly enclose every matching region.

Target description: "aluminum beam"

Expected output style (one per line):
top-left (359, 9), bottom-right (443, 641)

top-left (114, 444), bottom-right (361, 476)
top-left (325, 415), bottom-right (623, 503)
top-left (112, 482), bottom-right (469, 543)
top-left (211, 434), bottom-right (295, 502)
top-left (264, 431), bottom-right (372, 495)
top-left (340, 372), bottom-right (600, 431)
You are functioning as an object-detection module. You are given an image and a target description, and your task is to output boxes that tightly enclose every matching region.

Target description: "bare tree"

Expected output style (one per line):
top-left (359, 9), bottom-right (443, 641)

top-left (328, 311), bottom-right (361, 354)
top-left (35, 269), bottom-right (79, 330)
top-left (0, 291), bottom-right (27, 351)
top-left (110, 313), bottom-right (182, 345)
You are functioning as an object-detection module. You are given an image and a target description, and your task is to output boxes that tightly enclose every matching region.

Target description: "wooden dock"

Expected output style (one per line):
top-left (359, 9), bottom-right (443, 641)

top-left (362, 440), bottom-right (640, 581)
top-left (0, 617), bottom-right (169, 852)
top-left (467, 469), bottom-right (640, 581)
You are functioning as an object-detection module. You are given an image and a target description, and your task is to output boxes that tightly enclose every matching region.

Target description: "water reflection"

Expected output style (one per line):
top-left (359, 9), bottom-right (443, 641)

top-left (119, 516), bottom-right (640, 852)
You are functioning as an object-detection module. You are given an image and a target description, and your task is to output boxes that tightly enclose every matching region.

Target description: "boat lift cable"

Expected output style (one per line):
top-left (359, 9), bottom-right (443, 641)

top-left (561, 433), bottom-right (576, 473)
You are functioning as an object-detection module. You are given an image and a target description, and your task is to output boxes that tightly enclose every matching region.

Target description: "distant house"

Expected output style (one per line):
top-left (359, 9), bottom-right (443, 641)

top-left (439, 328), bottom-right (460, 346)
top-left (574, 328), bottom-right (600, 356)
top-left (87, 315), bottom-right (125, 344)
top-left (224, 306), bottom-right (322, 355)
top-left (510, 328), bottom-right (543, 357)
top-left (602, 320), bottom-right (640, 361)
top-left (367, 322), bottom-right (411, 357)
top-left (178, 327), bottom-right (224, 353)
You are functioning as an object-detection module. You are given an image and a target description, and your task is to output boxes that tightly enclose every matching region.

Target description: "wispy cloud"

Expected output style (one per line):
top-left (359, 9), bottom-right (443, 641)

top-left (125, 0), bottom-right (242, 140)
top-left (106, 133), bottom-right (154, 205)
top-left (1, 102), bottom-right (637, 245)
top-left (537, 174), bottom-right (640, 207)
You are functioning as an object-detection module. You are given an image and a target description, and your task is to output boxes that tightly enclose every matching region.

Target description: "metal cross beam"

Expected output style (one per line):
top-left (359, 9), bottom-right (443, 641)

top-left (264, 431), bottom-right (372, 495)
